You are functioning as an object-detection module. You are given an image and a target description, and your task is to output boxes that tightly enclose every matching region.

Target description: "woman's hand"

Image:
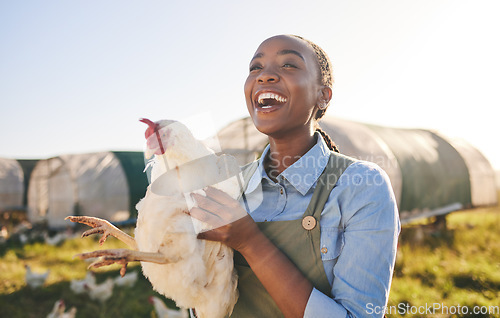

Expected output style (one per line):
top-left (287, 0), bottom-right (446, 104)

top-left (191, 187), bottom-right (313, 317)
top-left (189, 187), bottom-right (261, 253)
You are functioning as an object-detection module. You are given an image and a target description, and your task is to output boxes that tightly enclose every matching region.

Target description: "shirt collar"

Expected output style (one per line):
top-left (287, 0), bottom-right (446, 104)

top-left (245, 132), bottom-right (331, 196)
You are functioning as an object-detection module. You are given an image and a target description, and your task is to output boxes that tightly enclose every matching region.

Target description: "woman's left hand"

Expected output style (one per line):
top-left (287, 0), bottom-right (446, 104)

top-left (190, 187), bottom-right (261, 253)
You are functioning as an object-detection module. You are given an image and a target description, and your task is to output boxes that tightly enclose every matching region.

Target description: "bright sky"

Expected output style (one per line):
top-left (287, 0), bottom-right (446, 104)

top-left (1, 0), bottom-right (499, 169)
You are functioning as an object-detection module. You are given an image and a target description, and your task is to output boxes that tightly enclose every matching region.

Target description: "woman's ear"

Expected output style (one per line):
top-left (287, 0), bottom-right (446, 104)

top-left (317, 86), bottom-right (333, 109)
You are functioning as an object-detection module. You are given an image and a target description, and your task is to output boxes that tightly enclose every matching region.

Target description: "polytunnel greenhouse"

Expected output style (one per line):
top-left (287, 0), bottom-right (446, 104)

top-left (27, 151), bottom-right (148, 229)
top-left (0, 158), bottom-right (24, 211)
top-left (216, 116), bottom-right (498, 223)
top-left (0, 158), bottom-right (38, 211)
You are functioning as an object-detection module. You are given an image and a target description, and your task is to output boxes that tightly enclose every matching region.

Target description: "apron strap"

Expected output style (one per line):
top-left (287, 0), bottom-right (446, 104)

top-left (303, 152), bottom-right (356, 220)
top-left (231, 152), bottom-right (357, 317)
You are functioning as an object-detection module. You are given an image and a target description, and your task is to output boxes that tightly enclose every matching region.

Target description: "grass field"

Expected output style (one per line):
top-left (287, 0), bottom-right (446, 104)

top-left (0, 229), bottom-right (177, 318)
top-left (388, 202), bottom-right (500, 318)
top-left (1, 200), bottom-right (499, 317)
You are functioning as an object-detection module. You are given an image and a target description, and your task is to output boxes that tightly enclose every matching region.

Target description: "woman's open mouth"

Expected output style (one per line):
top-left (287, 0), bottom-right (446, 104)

top-left (255, 92), bottom-right (288, 112)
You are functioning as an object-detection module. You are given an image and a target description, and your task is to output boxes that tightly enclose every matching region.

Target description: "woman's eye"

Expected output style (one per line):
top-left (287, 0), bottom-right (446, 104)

top-left (282, 63), bottom-right (297, 69)
top-left (249, 64), bottom-right (262, 72)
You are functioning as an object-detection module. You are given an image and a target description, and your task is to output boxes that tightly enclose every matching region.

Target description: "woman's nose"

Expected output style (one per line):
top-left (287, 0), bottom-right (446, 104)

top-left (257, 69), bottom-right (279, 83)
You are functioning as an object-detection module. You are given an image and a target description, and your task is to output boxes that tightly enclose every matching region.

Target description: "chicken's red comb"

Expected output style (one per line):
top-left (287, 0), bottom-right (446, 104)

top-left (139, 118), bottom-right (158, 139)
top-left (140, 118), bottom-right (165, 154)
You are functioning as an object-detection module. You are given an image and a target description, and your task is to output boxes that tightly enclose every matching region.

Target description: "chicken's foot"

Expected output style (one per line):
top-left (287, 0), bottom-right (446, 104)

top-left (76, 248), bottom-right (174, 277)
top-left (65, 216), bottom-right (138, 250)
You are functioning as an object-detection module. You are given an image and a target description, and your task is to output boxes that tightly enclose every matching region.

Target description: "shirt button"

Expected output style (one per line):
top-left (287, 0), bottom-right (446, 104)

top-left (321, 247), bottom-right (328, 254)
top-left (280, 188), bottom-right (283, 195)
top-left (302, 216), bottom-right (317, 230)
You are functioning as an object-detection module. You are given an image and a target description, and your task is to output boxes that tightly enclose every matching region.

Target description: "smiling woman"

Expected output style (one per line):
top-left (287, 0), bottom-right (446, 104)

top-left (244, 36), bottom-right (326, 143)
top-left (191, 35), bottom-right (400, 318)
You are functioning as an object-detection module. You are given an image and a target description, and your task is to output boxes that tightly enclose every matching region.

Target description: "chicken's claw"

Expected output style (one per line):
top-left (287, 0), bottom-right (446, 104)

top-left (76, 249), bottom-right (132, 276)
top-left (65, 216), bottom-right (115, 245)
top-left (82, 228), bottom-right (110, 245)
top-left (120, 264), bottom-right (128, 277)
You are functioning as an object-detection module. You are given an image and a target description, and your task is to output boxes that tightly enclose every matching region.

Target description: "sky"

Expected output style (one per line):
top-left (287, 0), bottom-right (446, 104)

top-left (1, 0), bottom-right (499, 169)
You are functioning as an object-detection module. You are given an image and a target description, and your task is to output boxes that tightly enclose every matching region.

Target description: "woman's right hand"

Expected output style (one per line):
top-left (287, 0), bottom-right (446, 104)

top-left (191, 186), bottom-right (314, 318)
top-left (189, 187), bottom-right (262, 254)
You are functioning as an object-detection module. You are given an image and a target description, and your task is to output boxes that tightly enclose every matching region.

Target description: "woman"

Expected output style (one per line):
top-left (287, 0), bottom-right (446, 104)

top-left (191, 35), bottom-right (400, 318)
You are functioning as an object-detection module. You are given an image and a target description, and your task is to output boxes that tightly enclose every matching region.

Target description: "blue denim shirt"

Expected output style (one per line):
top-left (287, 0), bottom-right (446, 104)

top-left (243, 134), bottom-right (400, 318)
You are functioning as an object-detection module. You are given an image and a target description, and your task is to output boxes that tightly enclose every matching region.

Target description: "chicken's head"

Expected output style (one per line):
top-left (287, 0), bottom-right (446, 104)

top-left (140, 118), bottom-right (176, 158)
top-left (56, 299), bottom-right (65, 311)
top-left (140, 118), bottom-right (200, 160)
top-left (148, 296), bottom-right (155, 305)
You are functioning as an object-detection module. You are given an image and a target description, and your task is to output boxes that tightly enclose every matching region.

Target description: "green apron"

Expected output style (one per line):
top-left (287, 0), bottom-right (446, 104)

top-left (231, 152), bottom-right (355, 317)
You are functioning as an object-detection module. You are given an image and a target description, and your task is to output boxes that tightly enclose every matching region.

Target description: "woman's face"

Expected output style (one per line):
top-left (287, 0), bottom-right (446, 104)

top-left (244, 35), bottom-right (324, 138)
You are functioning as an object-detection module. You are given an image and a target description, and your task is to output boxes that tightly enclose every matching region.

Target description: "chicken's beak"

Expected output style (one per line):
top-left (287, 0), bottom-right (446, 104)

top-left (144, 146), bottom-right (156, 159)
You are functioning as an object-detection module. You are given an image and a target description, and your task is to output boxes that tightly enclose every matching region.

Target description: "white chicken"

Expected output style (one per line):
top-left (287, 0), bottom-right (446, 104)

top-left (150, 296), bottom-right (189, 318)
top-left (70, 271), bottom-right (96, 295)
top-left (113, 270), bottom-right (138, 288)
top-left (25, 264), bottom-right (50, 289)
top-left (84, 277), bottom-right (114, 304)
top-left (46, 299), bottom-right (77, 318)
top-left (66, 118), bottom-right (241, 318)
top-left (44, 231), bottom-right (69, 246)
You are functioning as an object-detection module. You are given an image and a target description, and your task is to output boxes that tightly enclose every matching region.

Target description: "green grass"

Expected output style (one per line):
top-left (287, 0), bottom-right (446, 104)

top-left (389, 202), bottom-right (500, 318)
top-left (0, 230), bottom-right (177, 318)
top-left (1, 201), bottom-right (499, 318)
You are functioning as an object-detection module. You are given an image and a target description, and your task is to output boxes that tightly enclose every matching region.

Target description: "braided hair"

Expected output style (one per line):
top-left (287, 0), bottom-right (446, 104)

top-left (316, 126), bottom-right (340, 153)
top-left (290, 35), bottom-right (339, 153)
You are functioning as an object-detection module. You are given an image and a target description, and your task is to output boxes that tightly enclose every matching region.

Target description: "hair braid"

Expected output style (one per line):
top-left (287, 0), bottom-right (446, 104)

top-left (291, 35), bottom-right (340, 153)
top-left (316, 126), bottom-right (340, 153)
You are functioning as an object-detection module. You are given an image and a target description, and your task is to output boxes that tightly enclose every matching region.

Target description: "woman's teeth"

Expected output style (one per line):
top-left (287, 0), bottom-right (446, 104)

top-left (257, 92), bottom-right (287, 105)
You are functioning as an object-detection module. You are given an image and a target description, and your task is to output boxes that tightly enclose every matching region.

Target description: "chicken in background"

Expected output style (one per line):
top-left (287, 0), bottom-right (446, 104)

top-left (70, 271), bottom-right (96, 295)
top-left (46, 299), bottom-right (77, 318)
top-left (84, 277), bottom-right (114, 304)
top-left (66, 118), bottom-right (242, 318)
top-left (25, 264), bottom-right (49, 289)
top-left (113, 270), bottom-right (138, 288)
top-left (44, 230), bottom-right (70, 246)
top-left (149, 296), bottom-right (189, 318)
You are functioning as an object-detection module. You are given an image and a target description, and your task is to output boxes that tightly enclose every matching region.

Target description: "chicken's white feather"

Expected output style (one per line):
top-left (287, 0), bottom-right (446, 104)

top-left (135, 119), bottom-right (240, 318)
top-left (150, 296), bottom-right (189, 318)
top-left (46, 300), bottom-right (77, 318)
top-left (85, 278), bottom-right (114, 304)
top-left (25, 264), bottom-right (49, 289)
top-left (70, 271), bottom-right (95, 294)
